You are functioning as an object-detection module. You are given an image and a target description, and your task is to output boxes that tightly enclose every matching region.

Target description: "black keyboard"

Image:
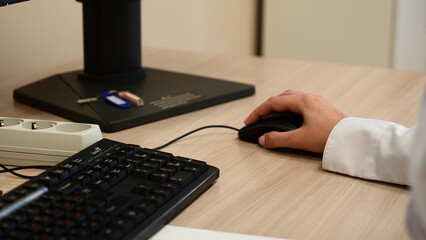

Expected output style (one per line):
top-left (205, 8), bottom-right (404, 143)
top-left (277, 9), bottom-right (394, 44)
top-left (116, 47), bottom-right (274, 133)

top-left (0, 138), bottom-right (219, 240)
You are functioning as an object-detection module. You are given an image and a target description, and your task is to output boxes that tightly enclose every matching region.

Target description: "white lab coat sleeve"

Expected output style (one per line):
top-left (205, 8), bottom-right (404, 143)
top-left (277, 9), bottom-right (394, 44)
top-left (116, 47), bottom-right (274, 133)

top-left (322, 117), bottom-right (416, 185)
top-left (408, 91), bottom-right (426, 239)
top-left (322, 89), bottom-right (426, 238)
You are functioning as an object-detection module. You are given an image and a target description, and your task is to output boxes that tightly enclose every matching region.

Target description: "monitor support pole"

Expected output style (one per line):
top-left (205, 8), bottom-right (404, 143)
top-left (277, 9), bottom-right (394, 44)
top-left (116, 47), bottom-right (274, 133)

top-left (78, 0), bottom-right (145, 81)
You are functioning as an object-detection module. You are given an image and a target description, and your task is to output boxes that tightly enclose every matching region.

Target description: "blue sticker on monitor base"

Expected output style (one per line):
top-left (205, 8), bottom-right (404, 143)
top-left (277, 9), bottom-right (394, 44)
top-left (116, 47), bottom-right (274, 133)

top-left (101, 92), bottom-right (132, 109)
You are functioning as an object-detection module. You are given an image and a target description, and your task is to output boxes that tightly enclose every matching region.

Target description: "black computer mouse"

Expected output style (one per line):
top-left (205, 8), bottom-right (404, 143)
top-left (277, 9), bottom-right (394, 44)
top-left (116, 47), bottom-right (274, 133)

top-left (238, 111), bottom-right (303, 144)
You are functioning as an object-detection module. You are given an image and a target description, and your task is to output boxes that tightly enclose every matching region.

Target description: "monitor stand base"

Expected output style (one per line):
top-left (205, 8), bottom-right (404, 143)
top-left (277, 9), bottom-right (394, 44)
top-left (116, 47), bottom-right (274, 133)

top-left (14, 68), bottom-right (255, 132)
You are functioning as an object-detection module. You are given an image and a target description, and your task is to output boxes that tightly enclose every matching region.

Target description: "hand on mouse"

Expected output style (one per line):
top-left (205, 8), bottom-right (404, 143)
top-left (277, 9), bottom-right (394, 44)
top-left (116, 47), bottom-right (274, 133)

top-left (244, 90), bottom-right (348, 153)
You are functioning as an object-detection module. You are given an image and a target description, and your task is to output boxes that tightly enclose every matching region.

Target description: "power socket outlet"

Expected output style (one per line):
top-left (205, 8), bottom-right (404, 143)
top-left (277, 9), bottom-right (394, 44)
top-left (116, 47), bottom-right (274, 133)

top-left (0, 117), bottom-right (103, 166)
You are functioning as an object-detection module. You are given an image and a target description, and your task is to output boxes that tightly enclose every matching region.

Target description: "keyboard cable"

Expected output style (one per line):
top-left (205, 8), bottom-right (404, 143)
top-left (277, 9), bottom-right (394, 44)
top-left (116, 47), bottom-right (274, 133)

top-left (0, 125), bottom-right (239, 182)
top-left (0, 163), bottom-right (50, 179)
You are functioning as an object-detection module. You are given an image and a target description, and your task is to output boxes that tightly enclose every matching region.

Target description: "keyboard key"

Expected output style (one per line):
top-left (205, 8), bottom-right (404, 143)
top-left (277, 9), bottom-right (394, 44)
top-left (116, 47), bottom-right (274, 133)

top-left (83, 169), bottom-right (101, 181)
top-left (150, 172), bottom-right (169, 183)
top-left (141, 148), bottom-right (173, 161)
top-left (7, 230), bottom-right (32, 240)
top-left (25, 182), bottom-right (46, 191)
top-left (166, 161), bottom-right (184, 170)
top-left (118, 162), bottom-right (136, 174)
top-left (144, 195), bottom-right (165, 208)
top-left (160, 183), bottom-right (180, 195)
top-left (44, 208), bottom-right (65, 219)
top-left (70, 158), bottom-right (89, 169)
top-left (74, 174), bottom-right (92, 186)
top-left (69, 227), bottom-right (91, 239)
top-left (56, 200), bottom-right (76, 213)
top-left (183, 166), bottom-right (201, 177)
top-left (143, 161), bottom-right (160, 172)
top-left (23, 205), bottom-right (41, 217)
top-left (122, 209), bottom-right (145, 223)
top-left (132, 184), bottom-right (153, 196)
top-left (93, 164), bottom-right (110, 176)
top-left (50, 168), bottom-right (71, 181)
top-left (102, 158), bottom-right (119, 169)
top-left (133, 201), bottom-right (156, 216)
top-left (84, 189), bottom-right (117, 206)
top-left (133, 167), bottom-right (152, 179)
top-left (98, 227), bottom-right (123, 240)
top-left (0, 219), bottom-right (17, 231)
top-left (54, 182), bottom-right (82, 196)
top-left (127, 158), bottom-right (143, 167)
top-left (113, 150), bottom-right (127, 162)
top-left (1, 193), bottom-right (22, 203)
top-left (92, 179), bottom-right (111, 191)
top-left (160, 166), bottom-right (177, 176)
top-left (56, 218), bottom-right (77, 232)
top-left (131, 153), bottom-right (150, 162)
top-left (22, 221), bottom-right (43, 234)
top-left (169, 170), bottom-right (195, 188)
top-left (44, 225), bottom-right (67, 238)
top-left (59, 163), bottom-right (80, 176)
top-left (153, 188), bottom-right (173, 201)
top-left (102, 196), bottom-right (136, 218)
top-left (34, 214), bottom-right (54, 227)
top-left (110, 168), bottom-right (128, 180)
top-left (31, 199), bottom-right (51, 210)
top-left (15, 187), bottom-right (33, 196)
top-left (174, 157), bottom-right (208, 172)
top-left (90, 213), bottom-right (112, 226)
top-left (68, 210), bottom-right (87, 222)
top-left (9, 211), bottom-right (29, 224)
top-left (77, 204), bottom-right (97, 215)
top-left (41, 193), bottom-right (62, 205)
top-left (128, 144), bottom-right (142, 153)
top-left (149, 157), bottom-right (168, 167)
top-left (81, 219), bottom-right (102, 233)
top-left (39, 174), bottom-right (60, 188)
top-left (103, 174), bottom-right (119, 186)
top-left (66, 194), bottom-right (86, 206)
top-left (118, 147), bottom-right (135, 158)
top-left (37, 233), bottom-right (54, 240)
top-left (112, 218), bottom-right (135, 233)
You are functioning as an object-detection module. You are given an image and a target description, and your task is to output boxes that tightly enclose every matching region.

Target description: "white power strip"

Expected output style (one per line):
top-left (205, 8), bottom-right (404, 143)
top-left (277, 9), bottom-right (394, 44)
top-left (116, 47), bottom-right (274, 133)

top-left (0, 117), bottom-right (103, 166)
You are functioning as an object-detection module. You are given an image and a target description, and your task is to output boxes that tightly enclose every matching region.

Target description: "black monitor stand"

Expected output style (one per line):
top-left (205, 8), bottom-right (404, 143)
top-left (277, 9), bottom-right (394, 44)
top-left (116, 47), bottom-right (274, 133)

top-left (13, 0), bottom-right (254, 132)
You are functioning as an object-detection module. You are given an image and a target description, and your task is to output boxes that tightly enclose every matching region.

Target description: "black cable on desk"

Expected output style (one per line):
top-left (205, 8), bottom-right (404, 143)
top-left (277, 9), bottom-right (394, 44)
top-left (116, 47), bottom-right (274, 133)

top-left (0, 163), bottom-right (50, 179)
top-left (0, 125), bottom-right (239, 179)
top-left (152, 125), bottom-right (239, 150)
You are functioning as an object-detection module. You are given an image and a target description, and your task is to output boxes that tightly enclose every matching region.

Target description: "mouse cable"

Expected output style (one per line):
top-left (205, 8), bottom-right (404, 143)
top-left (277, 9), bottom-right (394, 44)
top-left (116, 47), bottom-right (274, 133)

top-left (0, 125), bottom-right (239, 179)
top-left (152, 125), bottom-right (239, 150)
top-left (0, 163), bottom-right (50, 179)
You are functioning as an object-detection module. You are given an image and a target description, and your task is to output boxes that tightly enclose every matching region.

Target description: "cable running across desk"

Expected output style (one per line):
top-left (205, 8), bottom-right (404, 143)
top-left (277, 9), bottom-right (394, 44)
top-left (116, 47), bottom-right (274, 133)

top-left (152, 125), bottom-right (238, 150)
top-left (0, 125), bottom-right (238, 179)
top-left (0, 163), bottom-right (50, 179)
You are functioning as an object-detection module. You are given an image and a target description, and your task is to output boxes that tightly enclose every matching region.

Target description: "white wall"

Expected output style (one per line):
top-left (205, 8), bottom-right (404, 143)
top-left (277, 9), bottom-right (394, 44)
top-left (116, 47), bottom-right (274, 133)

top-left (262, 0), bottom-right (397, 68)
top-left (0, 0), bottom-right (257, 82)
top-left (0, 0), bottom-right (83, 82)
top-left (394, 0), bottom-right (426, 71)
top-left (142, 0), bottom-right (257, 56)
top-left (262, 0), bottom-right (426, 72)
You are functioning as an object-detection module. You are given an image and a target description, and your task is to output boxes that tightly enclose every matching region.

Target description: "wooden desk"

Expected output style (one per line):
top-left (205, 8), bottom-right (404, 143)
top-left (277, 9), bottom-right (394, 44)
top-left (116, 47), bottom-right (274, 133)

top-left (1, 48), bottom-right (425, 239)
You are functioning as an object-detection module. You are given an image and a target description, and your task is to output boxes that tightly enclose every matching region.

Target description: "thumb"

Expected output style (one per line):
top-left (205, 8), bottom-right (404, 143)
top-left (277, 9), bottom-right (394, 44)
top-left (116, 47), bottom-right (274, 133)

top-left (259, 130), bottom-right (303, 149)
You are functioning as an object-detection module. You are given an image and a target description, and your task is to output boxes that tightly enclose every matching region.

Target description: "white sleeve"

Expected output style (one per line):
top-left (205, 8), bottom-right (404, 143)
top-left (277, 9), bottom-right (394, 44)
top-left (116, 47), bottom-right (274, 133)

top-left (322, 90), bottom-right (426, 237)
top-left (408, 92), bottom-right (426, 238)
top-left (322, 117), bottom-right (416, 185)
